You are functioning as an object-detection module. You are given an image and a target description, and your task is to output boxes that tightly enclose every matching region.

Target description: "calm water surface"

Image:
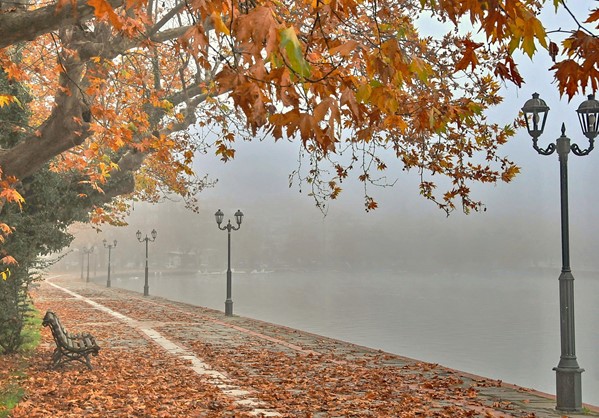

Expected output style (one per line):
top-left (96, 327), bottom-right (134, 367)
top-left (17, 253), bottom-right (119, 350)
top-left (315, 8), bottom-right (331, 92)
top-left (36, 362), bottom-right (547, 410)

top-left (100, 269), bottom-right (599, 406)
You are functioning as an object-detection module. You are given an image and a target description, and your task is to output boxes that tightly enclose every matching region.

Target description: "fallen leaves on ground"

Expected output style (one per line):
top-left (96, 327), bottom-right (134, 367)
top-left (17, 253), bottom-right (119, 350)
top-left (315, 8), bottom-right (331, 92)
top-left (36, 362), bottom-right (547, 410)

top-left (6, 279), bottom-right (536, 417)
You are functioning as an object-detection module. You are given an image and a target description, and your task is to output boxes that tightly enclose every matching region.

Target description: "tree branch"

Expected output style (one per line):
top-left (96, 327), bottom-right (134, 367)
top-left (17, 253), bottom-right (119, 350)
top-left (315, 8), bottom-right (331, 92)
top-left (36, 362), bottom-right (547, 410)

top-left (0, 0), bottom-right (124, 49)
top-left (0, 37), bottom-right (90, 179)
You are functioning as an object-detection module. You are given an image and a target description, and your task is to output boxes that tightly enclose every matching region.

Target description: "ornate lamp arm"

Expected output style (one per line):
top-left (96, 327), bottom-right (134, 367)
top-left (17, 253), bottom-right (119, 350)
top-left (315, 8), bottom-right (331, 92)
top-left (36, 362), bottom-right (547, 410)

top-left (532, 137), bottom-right (556, 156)
top-left (571, 140), bottom-right (595, 156)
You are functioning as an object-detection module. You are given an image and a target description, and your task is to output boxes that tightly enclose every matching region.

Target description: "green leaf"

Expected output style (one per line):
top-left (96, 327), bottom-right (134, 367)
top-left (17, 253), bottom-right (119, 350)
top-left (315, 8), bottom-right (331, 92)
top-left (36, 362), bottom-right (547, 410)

top-left (280, 27), bottom-right (311, 78)
top-left (553, 0), bottom-right (561, 12)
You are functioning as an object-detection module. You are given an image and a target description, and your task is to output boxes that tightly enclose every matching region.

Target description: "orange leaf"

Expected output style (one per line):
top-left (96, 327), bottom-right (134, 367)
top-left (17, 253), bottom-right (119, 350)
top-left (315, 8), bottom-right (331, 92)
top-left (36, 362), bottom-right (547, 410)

top-left (329, 40), bottom-right (359, 57)
top-left (55, 0), bottom-right (76, 13)
top-left (1, 257), bottom-right (17, 266)
top-left (125, 0), bottom-right (146, 9)
top-left (455, 39), bottom-right (483, 72)
top-left (584, 8), bottom-right (599, 24)
top-left (87, 0), bottom-right (123, 30)
top-left (0, 188), bottom-right (24, 209)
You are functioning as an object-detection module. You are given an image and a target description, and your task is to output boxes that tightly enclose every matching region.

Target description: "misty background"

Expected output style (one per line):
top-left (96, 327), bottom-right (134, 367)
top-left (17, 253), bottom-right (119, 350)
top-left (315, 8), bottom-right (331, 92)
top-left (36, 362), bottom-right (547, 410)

top-left (57, 110), bottom-right (599, 278)
top-left (58, 3), bottom-right (599, 277)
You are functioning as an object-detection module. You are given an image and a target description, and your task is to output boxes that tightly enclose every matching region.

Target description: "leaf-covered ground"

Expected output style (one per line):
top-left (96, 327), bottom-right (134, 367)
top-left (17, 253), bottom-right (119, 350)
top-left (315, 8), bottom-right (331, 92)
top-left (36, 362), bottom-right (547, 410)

top-left (3, 277), bottom-right (594, 417)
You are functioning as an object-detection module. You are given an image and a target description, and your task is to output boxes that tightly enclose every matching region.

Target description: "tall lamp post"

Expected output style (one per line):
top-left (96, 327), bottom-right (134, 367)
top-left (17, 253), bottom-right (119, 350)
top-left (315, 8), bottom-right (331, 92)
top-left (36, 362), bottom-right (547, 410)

top-left (103, 239), bottom-right (117, 288)
top-left (136, 229), bottom-right (157, 296)
top-left (215, 209), bottom-right (244, 316)
top-left (521, 93), bottom-right (599, 412)
top-left (82, 246), bottom-right (94, 283)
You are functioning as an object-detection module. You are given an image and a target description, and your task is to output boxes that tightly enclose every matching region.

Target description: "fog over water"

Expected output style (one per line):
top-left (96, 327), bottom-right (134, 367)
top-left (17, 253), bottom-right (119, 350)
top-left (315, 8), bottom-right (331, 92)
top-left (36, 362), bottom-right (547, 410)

top-left (56, 2), bottom-right (599, 408)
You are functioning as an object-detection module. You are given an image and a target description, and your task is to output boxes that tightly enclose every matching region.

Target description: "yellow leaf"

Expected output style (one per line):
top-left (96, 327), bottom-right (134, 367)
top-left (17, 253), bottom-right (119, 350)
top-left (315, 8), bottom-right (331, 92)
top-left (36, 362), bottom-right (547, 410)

top-left (356, 84), bottom-right (372, 103)
top-left (501, 165), bottom-right (520, 182)
top-left (280, 27), bottom-right (311, 78)
top-left (211, 12), bottom-right (230, 36)
top-left (0, 95), bottom-right (15, 107)
top-left (0, 188), bottom-right (24, 209)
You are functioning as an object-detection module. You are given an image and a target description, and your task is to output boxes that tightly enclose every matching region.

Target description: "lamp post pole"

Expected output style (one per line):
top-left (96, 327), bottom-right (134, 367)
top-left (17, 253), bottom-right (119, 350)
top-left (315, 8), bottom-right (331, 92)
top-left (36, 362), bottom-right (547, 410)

top-left (136, 229), bottom-right (157, 296)
top-left (215, 209), bottom-right (244, 316)
top-left (103, 239), bottom-right (117, 288)
top-left (521, 93), bottom-right (599, 412)
top-left (82, 246), bottom-right (94, 283)
top-left (80, 249), bottom-right (84, 280)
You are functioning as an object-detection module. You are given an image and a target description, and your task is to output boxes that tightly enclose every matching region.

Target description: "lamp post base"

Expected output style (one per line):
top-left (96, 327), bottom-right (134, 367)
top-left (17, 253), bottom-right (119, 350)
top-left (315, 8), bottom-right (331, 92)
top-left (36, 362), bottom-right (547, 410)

top-left (554, 366), bottom-right (584, 412)
top-left (144, 285), bottom-right (149, 297)
top-left (225, 299), bottom-right (233, 316)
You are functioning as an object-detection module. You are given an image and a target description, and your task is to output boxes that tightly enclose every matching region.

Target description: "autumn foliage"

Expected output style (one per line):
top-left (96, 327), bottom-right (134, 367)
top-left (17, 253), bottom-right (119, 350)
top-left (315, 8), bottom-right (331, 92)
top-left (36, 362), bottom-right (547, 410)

top-left (0, 1), bottom-right (597, 223)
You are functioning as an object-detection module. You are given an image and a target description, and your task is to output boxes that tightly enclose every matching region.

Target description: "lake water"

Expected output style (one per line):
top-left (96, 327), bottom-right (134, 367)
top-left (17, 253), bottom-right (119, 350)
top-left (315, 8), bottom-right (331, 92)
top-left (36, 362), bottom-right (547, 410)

top-left (96, 268), bottom-right (599, 406)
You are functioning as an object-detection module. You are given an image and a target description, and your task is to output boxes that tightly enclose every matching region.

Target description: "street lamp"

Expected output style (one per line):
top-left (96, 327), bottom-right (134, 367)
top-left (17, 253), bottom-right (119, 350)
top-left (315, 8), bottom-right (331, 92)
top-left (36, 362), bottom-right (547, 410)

top-left (136, 229), bottom-right (157, 296)
top-left (103, 239), bottom-right (117, 288)
top-left (521, 93), bottom-right (599, 412)
top-left (215, 209), bottom-right (244, 316)
top-left (82, 246), bottom-right (94, 283)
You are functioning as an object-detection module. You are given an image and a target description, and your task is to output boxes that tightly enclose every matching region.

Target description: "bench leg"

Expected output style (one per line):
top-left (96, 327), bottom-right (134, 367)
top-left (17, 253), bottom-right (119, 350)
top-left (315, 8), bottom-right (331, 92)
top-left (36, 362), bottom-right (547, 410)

top-left (83, 354), bottom-right (93, 370)
top-left (50, 348), bottom-right (63, 370)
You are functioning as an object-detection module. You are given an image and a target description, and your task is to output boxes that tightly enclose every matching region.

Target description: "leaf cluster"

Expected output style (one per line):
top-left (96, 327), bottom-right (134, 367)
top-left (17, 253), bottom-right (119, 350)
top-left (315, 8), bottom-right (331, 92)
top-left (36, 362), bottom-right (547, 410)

top-left (0, 0), bottom-right (596, 223)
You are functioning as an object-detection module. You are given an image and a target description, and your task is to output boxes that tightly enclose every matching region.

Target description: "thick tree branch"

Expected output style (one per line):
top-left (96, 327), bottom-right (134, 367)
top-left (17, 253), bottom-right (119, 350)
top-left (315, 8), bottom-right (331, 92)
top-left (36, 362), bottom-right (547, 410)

top-left (0, 39), bottom-right (89, 179)
top-left (150, 26), bottom-right (192, 43)
top-left (0, 0), bottom-right (124, 49)
top-left (93, 171), bottom-right (136, 203)
top-left (146, 1), bottom-right (187, 39)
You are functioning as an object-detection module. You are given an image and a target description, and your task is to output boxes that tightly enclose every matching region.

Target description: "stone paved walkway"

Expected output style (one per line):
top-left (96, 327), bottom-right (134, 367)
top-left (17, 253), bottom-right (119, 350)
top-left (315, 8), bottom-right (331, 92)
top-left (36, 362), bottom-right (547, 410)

top-left (24, 275), bottom-right (599, 417)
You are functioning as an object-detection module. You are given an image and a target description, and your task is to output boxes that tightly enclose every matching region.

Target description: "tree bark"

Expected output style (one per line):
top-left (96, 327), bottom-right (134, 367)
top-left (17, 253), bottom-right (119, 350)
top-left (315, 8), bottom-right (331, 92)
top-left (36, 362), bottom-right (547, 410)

top-left (0, 30), bottom-right (90, 180)
top-left (0, 0), bottom-right (124, 49)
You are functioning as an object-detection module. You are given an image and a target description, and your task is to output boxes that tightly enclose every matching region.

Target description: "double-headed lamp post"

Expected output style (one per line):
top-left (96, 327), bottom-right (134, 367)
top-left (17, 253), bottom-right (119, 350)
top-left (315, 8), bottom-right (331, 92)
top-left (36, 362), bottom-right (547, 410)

top-left (103, 239), bottom-right (117, 288)
top-left (136, 229), bottom-right (157, 297)
top-left (215, 209), bottom-right (244, 316)
top-left (82, 246), bottom-right (94, 283)
top-left (521, 92), bottom-right (599, 412)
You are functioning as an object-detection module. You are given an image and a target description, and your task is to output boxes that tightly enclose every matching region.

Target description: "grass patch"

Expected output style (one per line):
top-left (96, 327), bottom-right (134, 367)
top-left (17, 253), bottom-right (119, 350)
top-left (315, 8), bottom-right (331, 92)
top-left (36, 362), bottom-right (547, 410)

top-left (20, 310), bottom-right (42, 352)
top-left (0, 306), bottom-right (42, 417)
top-left (0, 384), bottom-right (24, 418)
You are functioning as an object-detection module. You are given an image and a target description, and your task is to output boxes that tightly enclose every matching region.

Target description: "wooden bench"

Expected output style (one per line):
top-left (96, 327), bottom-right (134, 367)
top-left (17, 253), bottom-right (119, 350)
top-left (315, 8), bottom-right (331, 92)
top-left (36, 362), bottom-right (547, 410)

top-left (42, 310), bottom-right (100, 370)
